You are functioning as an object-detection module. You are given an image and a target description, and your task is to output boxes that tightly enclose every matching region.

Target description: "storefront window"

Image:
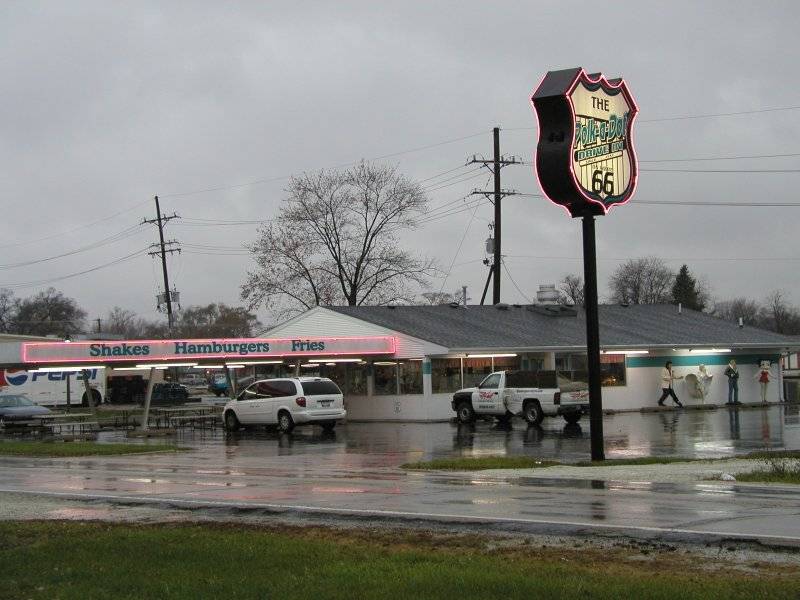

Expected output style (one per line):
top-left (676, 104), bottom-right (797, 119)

top-left (373, 362), bottom-right (397, 395)
top-left (345, 364), bottom-right (367, 395)
top-left (600, 353), bottom-right (626, 387)
top-left (399, 361), bottom-right (423, 394)
top-left (463, 357), bottom-right (491, 388)
top-left (493, 355), bottom-right (521, 372)
top-left (313, 363), bottom-right (367, 395)
top-left (555, 352), bottom-right (626, 388)
top-left (432, 358), bottom-right (461, 393)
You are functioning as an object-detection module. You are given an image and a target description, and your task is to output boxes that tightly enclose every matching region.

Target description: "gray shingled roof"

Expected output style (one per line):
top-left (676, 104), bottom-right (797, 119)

top-left (328, 304), bottom-right (800, 350)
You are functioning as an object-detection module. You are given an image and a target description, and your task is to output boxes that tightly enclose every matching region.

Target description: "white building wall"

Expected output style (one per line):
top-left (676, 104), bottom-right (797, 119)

top-left (602, 353), bottom-right (782, 411)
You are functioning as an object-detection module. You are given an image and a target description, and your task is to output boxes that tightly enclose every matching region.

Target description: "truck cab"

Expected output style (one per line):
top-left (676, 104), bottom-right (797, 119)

top-left (451, 370), bottom-right (588, 426)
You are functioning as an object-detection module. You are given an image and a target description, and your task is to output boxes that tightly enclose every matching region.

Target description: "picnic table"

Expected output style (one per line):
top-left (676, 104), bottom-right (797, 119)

top-left (149, 405), bottom-right (221, 429)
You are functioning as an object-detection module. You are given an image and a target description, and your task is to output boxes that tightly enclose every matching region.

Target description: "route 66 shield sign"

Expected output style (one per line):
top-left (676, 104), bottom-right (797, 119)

top-left (531, 68), bottom-right (639, 217)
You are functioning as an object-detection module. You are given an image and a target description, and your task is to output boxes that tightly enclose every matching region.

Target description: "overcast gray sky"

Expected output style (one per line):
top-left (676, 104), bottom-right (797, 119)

top-left (1, 1), bottom-right (798, 329)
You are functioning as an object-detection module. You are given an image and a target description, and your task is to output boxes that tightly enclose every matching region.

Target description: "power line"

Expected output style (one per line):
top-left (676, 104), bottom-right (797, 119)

top-left (0, 198), bottom-right (150, 249)
top-left (641, 168), bottom-right (800, 173)
top-left (422, 166), bottom-right (483, 189)
top-left (505, 103), bottom-right (800, 130)
top-left (514, 150), bottom-right (800, 166)
top-left (501, 258), bottom-right (532, 303)
top-left (503, 254), bottom-right (800, 263)
top-left (2, 247), bottom-right (149, 290)
top-left (514, 193), bottom-right (800, 206)
top-left (638, 105), bottom-right (800, 123)
top-left (0, 225), bottom-right (145, 270)
top-left (437, 202), bottom-right (481, 295)
top-left (425, 197), bottom-right (490, 224)
top-left (417, 164), bottom-right (473, 184)
top-left (639, 151), bottom-right (800, 163)
top-left (159, 131), bottom-right (488, 199)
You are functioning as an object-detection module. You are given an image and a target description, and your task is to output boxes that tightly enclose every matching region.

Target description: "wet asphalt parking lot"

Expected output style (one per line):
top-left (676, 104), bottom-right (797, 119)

top-left (2, 404), bottom-right (800, 545)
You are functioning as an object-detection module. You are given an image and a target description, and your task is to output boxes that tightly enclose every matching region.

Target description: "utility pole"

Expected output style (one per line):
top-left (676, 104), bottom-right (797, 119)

top-left (95, 318), bottom-right (102, 335)
top-left (142, 195), bottom-right (181, 330)
top-left (468, 127), bottom-right (520, 304)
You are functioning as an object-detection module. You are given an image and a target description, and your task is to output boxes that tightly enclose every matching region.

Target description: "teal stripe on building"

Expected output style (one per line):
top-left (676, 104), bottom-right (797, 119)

top-left (626, 354), bottom-right (779, 368)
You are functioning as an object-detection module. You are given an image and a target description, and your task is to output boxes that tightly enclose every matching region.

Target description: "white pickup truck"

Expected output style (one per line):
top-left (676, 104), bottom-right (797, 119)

top-left (451, 370), bottom-right (589, 426)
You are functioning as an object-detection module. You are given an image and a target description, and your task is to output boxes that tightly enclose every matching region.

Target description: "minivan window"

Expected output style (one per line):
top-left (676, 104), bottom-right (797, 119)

top-left (301, 380), bottom-right (342, 396)
top-left (262, 380), bottom-right (297, 397)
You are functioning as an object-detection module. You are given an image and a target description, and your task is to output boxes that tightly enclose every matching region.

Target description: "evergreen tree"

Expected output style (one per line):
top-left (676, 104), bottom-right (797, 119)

top-left (671, 265), bottom-right (704, 311)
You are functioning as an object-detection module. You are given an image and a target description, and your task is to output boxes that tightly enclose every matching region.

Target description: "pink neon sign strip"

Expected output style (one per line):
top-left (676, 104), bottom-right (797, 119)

top-left (22, 336), bottom-right (397, 364)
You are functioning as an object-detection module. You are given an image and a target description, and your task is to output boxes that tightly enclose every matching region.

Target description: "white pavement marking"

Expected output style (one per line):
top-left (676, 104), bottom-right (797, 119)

top-left (2, 487), bottom-right (800, 544)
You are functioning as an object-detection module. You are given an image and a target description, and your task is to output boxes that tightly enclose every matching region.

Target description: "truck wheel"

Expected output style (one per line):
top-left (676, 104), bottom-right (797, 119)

top-left (523, 400), bottom-right (544, 426)
top-left (564, 413), bottom-right (582, 425)
top-left (456, 402), bottom-right (476, 424)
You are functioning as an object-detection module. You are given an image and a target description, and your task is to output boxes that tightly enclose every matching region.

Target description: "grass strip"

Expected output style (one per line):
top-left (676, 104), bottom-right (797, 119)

top-left (743, 450), bottom-right (800, 460)
top-left (573, 456), bottom-right (716, 467)
top-left (402, 456), bottom-right (559, 470)
top-left (403, 454), bottom-right (800, 471)
top-left (1, 521), bottom-right (797, 600)
top-left (0, 441), bottom-right (182, 457)
top-left (735, 470), bottom-right (800, 485)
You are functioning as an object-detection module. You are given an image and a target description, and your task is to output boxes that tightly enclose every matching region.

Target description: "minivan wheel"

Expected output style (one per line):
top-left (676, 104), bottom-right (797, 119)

top-left (456, 402), bottom-right (475, 424)
top-left (320, 420), bottom-right (336, 432)
top-left (523, 400), bottom-right (544, 426)
top-left (277, 410), bottom-right (295, 433)
top-left (224, 410), bottom-right (240, 432)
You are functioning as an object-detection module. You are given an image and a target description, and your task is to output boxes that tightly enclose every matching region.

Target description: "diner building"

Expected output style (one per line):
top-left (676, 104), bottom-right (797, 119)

top-left (264, 302), bottom-right (800, 421)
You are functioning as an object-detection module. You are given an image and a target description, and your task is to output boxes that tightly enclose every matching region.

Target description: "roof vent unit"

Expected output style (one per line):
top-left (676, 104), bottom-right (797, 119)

top-left (495, 302), bottom-right (510, 310)
top-left (536, 284), bottom-right (560, 305)
top-left (449, 302), bottom-right (461, 308)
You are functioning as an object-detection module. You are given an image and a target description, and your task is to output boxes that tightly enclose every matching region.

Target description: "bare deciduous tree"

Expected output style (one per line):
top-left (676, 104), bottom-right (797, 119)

top-left (0, 289), bottom-right (15, 333)
top-left (419, 289), bottom-right (465, 305)
top-left (103, 307), bottom-right (153, 339)
top-left (762, 290), bottom-right (800, 334)
top-left (608, 257), bottom-right (674, 304)
top-left (174, 303), bottom-right (262, 338)
top-left (712, 297), bottom-right (762, 326)
top-left (242, 162), bottom-right (436, 319)
top-left (558, 274), bottom-right (584, 306)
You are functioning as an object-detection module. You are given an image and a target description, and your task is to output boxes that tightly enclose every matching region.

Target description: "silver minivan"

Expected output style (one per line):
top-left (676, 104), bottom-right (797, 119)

top-left (223, 377), bottom-right (346, 433)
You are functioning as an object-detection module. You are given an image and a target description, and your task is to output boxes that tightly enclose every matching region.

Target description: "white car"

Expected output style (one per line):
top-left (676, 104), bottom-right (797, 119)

top-left (223, 377), bottom-right (346, 433)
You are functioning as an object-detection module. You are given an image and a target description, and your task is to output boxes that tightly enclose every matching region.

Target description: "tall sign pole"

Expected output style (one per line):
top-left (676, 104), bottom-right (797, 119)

top-left (581, 215), bottom-right (604, 460)
top-left (531, 68), bottom-right (639, 461)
